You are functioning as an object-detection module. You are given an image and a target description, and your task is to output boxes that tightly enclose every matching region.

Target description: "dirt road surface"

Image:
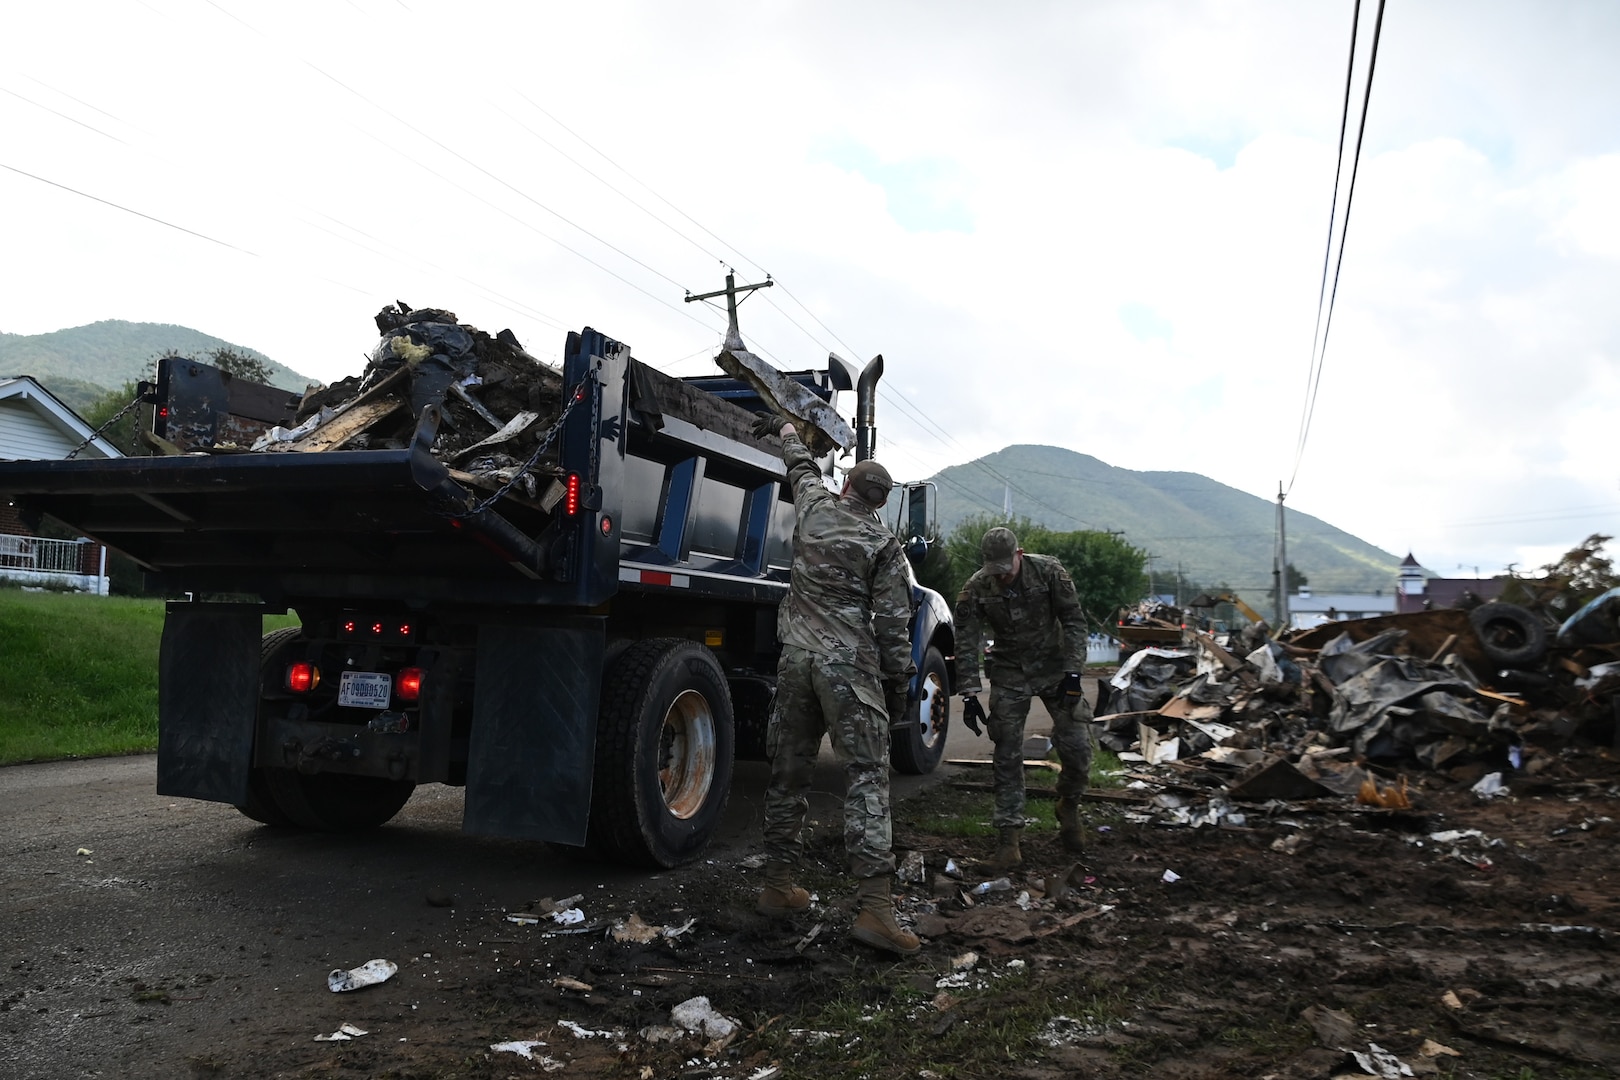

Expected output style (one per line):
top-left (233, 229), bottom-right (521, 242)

top-left (0, 709), bottom-right (998, 1080)
top-left (7, 701), bottom-right (1620, 1079)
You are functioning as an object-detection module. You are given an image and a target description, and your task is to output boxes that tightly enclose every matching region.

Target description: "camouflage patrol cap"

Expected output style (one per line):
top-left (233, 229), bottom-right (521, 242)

top-left (980, 526), bottom-right (1019, 574)
top-left (846, 460), bottom-right (894, 507)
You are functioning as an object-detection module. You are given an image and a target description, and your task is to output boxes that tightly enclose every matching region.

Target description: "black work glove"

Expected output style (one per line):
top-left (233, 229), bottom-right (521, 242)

top-left (885, 679), bottom-right (911, 727)
top-left (960, 693), bottom-right (986, 736)
top-left (750, 411), bottom-right (791, 440)
top-left (1060, 672), bottom-right (1084, 701)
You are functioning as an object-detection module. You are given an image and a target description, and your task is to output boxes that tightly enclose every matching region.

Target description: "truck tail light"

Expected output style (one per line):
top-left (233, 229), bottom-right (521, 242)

top-left (286, 662), bottom-right (320, 693)
top-left (395, 667), bottom-right (424, 701)
top-left (565, 473), bottom-right (581, 516)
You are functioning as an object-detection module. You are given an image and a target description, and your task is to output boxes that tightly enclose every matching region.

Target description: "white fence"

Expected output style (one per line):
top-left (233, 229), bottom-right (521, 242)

top-left (1087, 632), bottom-right (1120, 665)
top-left (0, 533), bottom-right (110, 594)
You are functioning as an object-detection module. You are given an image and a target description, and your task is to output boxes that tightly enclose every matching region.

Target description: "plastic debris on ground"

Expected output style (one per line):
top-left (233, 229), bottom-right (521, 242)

top-left (327, 959), bottom-right (397, 993)
top-left (313, 1023), bottom-right (368, 1042)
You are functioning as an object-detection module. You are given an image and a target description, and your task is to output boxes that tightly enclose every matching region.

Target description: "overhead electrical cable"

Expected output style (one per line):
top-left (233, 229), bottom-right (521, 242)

top-left (512, 95), bottom-right (769, 280)
top-left (0, 84), bottom-right (126, 143)
top-left (1285, 0), bottom-right (1386, 496)
top-left (0, 161), bottom-right (258, 256)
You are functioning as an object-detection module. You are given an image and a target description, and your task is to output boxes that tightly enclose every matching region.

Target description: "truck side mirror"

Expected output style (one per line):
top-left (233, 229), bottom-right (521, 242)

top-left (895, 481), bottom-right (937, 568)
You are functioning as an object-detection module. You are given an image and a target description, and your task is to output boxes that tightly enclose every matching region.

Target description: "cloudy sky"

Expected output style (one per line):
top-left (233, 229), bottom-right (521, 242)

top-left (3, 1), bottom-right (1617, 582)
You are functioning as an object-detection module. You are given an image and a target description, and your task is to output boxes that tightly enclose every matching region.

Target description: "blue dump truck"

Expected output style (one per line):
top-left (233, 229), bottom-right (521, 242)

top-left (0, 321), bottom-right (955, 867)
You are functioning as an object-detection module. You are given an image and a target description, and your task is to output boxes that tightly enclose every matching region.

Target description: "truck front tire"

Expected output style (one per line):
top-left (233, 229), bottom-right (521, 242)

top-left (586, 638), bottom-right (734, 868)
top-left (889, 644), bottom-right (949, 775)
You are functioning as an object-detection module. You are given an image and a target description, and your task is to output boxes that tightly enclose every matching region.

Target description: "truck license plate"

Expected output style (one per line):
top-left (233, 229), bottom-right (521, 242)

top-left (338, 671), bottom-right (392, 708)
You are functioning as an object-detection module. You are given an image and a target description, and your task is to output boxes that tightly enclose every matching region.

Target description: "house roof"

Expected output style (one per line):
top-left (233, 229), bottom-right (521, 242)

top-left (1395, 576), bottom-right (1506, 614)
top-left (0, 377), bottom-right (124, 460)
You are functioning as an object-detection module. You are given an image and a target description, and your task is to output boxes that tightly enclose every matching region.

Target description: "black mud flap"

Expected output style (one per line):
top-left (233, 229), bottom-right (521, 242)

top-left (464, 618), bottom-right (603, 843)
top-left (156, 603), bottom-right (263, 805)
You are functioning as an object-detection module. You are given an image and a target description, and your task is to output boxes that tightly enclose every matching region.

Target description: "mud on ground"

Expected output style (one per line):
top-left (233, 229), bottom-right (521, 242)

top-left (168, 748), bottom-right (1620, 1080)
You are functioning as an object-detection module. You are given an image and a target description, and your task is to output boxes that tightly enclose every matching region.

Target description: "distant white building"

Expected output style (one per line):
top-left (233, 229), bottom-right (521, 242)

top-left (1288, 588), bottom-right (1396, 631)
top-left (0, 376), bottom-right (120, 594)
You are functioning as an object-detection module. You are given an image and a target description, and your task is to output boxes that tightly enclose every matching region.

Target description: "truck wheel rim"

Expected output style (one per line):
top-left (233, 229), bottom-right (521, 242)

top-left (659, 689), bottom-right (716, 819)
top-left (918, 671), bottom-right (945, 747)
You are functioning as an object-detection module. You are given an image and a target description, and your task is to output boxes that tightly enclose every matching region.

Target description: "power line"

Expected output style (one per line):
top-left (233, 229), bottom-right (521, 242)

top-left (1286, 0), bottom-right (1386, 496)
top-left (0, 161), bottom-right (258, 256)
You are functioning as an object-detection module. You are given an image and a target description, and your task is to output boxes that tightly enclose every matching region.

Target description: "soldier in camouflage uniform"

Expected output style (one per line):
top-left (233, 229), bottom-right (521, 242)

top-left (956, 526), bottom-right (1094, 869)
top-left (756, 417), bottom-right (920, 955)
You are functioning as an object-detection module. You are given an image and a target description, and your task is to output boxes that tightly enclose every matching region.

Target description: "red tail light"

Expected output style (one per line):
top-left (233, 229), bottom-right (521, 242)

top-left (565, 473), bottom-right (581, 516)
top-left (286, 662), bottom-right (320, 693)
top-left (395, 667), bottom-right (424, 701)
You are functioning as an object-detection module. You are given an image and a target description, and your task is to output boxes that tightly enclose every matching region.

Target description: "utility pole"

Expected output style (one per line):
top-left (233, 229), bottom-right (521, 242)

top-left (685, 269), bottom-right (773, 352)
top-left (1274, 483), bottom-right (1290, 630)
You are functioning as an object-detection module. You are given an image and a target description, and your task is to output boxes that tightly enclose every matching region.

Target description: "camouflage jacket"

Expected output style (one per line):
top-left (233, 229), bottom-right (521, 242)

top-left (777, 431), bottom-right (915, 683)
top-left (955, 552), bottom-right (1087, 693)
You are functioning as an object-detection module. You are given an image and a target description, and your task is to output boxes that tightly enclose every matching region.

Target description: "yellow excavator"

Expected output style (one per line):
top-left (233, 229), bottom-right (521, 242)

top-left (1188, 592), bottom-right (1267, 627)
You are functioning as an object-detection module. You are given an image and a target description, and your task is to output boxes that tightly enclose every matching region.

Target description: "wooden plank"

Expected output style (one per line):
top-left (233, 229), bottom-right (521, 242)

top-left (291, 398), bottom-right (402, 452)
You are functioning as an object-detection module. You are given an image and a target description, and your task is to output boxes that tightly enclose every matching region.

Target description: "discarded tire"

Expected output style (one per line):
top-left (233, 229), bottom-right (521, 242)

top-left (1468, 601), bottom-right (1548, 668)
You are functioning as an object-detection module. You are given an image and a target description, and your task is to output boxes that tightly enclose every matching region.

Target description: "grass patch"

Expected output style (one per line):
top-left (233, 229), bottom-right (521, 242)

top-left (897, 745), bottom-right (1125, 839)
top-left (746, 965), bottom-right (1133, 1078)
top-left (0, 589), bottom-right (296, 765)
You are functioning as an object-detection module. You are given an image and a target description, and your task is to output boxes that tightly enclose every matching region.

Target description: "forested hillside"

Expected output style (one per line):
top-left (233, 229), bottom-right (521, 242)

top-left (930, 444), bottom-right (1400, 594)
top-left (0, 321), bottom-right (314, 414)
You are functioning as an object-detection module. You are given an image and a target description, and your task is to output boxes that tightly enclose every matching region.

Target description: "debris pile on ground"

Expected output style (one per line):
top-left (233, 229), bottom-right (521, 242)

top-left (1096, 593), bottom-right (1620, 814)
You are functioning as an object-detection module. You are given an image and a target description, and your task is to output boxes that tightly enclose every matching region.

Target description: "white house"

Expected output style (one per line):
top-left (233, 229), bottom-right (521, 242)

top-left (0, 377), bottom-right (121, 594)
top-left (1288, 588), bottom-right (1397, 631)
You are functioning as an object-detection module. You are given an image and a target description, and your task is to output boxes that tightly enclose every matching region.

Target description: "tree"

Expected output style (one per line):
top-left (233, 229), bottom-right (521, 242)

top-left (81, 380), bottom-right (148, 457)
top-left (1285, 563), bottom-right (1309, 591)
top-left (1500, 533), bottom-right (1616, 616)
top-left (935, 513), bottom-right (1147, 629)
top-left (204, 346), bottom-right (273, 384)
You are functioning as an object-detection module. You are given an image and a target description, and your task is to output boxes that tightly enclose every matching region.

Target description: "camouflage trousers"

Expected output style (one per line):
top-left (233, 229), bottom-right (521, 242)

top-left (987, 679), bottom-right (1095, 830)
top-left (763, 645), bottom-right (896, 881)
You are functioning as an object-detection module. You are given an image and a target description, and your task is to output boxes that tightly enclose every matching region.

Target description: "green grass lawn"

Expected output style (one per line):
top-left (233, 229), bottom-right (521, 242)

top-left (0, 589), bottom-right (296, 765)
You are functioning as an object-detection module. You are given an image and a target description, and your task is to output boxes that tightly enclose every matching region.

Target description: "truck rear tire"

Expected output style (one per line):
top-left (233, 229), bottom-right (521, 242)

top-left (586, 638), bottom-right (734, 869)
top-left (250, 627), bottom-right (416, 831)
top-left (236, 628), bottom-right (301, 828)
top-left (263, 770), bottom-right (417, 832)
top-left (890, 644), bottom-right (949, 775)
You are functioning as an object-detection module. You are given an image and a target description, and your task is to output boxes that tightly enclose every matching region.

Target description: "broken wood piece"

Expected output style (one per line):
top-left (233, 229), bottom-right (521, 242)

top-left (139, 429), bottom-right (184, 457)
top-left (449, 382), bottom-right (506, 430)
top-left (1429, 633), bottom-right (1459, 663)
top-left (714, 345), bottom-right (854, 454)
top-left (289, 398), bottom-right (402, 452)
top-left (1193, 631), bottom-right (1245, 671)
top-left (452, 410), bottom-right (541, 460)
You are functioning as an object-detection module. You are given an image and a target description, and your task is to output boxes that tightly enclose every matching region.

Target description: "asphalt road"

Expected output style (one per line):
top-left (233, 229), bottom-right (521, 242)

top-left (0, 705), bottom-right (1048, 1079)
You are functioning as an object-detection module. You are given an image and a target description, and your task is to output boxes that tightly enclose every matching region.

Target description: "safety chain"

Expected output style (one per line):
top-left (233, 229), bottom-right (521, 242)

top-left (65, 386), bottom-right (148, 459)
top-left (451, 359), bottom-right (600, 519)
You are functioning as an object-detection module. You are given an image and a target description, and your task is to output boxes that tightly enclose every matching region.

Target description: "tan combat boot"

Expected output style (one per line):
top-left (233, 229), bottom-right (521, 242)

top-left (1055, 797), bottom-right (1086, 854)
top-left (756, 862), bottom-right (811, 917)
top-left (850, 876), bottom-right (921, 955)
top-left (987, 826), bottom-right (1023, 871)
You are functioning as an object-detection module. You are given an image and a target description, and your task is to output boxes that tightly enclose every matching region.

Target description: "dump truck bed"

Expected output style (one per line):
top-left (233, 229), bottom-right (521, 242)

top-left (0, 330), bottom-right (819, 611)
top-left (0, 441), bottom-right (558, 605)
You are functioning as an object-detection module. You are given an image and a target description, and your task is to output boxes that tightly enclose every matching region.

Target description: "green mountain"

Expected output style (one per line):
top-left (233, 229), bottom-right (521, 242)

top-left (0, 321), bottom-right (315, 416)
top-left (930, 444), bottom-right (1400, 595)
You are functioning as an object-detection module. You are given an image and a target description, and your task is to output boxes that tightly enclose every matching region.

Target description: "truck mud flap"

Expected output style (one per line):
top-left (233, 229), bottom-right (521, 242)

top-left (156, 603), bottom-right (263, 805)
top-left (464, 619), bottom-right (603, 843)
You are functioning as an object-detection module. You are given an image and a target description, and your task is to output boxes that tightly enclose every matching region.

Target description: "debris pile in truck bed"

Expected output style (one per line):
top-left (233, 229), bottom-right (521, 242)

top-left (251, 302), bottom-right (570, 499)
top-left (1097, 599), bottom-right (1620, 808)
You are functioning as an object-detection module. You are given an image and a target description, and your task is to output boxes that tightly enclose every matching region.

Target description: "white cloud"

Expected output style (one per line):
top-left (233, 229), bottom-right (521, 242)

top-left (2, 0), bottom-right (1618, 580)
